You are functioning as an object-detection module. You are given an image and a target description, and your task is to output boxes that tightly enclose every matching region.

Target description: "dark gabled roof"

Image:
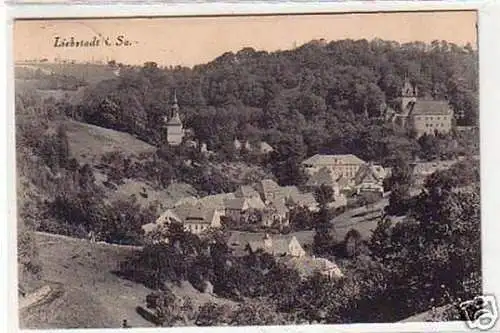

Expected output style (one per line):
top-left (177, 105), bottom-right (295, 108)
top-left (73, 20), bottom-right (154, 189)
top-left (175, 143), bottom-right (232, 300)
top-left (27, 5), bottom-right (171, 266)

top-left (175, 204), bottom-right (217, 225)
top-left (409, 100), bottom-right (453, 116)
top-left (354, 163), bottom-right (386, 185)
top-left (224, 197), bottom-right (248, 210)
top-left (266, 199), bottom-right (289, 215)
top-left (235, 185), bottom-right (260, 198)
top-left (248, 235), bottom-right (300, 255)
top-left (289, 192), bottom-right (318, 208)
top-left (259, 179), bottom-right (281, 195)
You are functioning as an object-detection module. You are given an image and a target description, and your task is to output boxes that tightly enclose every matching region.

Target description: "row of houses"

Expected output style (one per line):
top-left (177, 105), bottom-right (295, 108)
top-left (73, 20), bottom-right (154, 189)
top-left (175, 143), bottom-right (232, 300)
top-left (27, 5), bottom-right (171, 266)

top-left (229, 232), bottom-right (344, 280)
top-left (143, 178), bottom-right (337, 236)
top-left (143, 154), bottom-right (390, 237)
top-left (301, 154), bottom-right (388, 195)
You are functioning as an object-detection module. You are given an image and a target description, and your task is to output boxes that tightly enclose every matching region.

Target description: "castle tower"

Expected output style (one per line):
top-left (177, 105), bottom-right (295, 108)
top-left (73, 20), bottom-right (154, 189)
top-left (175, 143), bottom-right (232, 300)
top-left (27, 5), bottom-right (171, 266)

top-left (165, 90), bottom-right (184, 146)
top-left (401, 76), bottom-right (418, 115)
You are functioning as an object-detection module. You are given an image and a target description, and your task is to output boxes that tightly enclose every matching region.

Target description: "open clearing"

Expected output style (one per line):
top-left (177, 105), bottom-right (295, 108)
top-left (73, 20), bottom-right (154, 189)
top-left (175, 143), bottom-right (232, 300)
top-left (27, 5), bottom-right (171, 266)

top-left (65, 120), bottom-right (156, 164)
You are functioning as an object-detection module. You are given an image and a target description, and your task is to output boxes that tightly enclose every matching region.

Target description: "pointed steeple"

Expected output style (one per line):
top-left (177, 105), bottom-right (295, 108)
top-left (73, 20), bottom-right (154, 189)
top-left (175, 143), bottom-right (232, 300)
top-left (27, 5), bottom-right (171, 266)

top-left (171, 89), bottom-right (179, 117)
top-left (165, 89), bottom-right (181, 125)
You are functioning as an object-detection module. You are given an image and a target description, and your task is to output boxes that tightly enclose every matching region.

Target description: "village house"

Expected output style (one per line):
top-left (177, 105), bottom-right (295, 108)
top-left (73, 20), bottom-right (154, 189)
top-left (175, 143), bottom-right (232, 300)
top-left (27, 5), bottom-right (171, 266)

top-left (262, 199), bottom-right (290, 228)
top-left (302, 154), bottom-right (366, 184)
top-left (386, 78), bottom-right (454, 138)
top-left (255, 179), bottom-right (282, 203)
top-left (224, 197), bottom-right (260, 222)
top-left (254, 179), bottom-right (301, 204)
top-left (233, 139), bottom-right (274, 155)
top-left (247, 234), bottom-right (306, 258)
top-left (233, 138), bottom-right (252, 151)
top-left (174, 203), bottom-right (222, 235)
top-left (223, 185), bottom-right (267, 222)
top-left (141, 208), bottom-right (182, 238)
top-left (197, 192), bottom-right (236, 217)
top-left (255, 179), bottom-right (283, 203)
top-left (353, 163), bottom-right (387, 195)
top-left (155, 209), bottom-right (183, 225)
top-left (286, 192), bottom-right (320, 212)
top-left (234, 185), bottom-right (266, 207)
top-left (283, 256), bottom-right (344, 280)
top-left (258, 141), bottom-right (274, 154)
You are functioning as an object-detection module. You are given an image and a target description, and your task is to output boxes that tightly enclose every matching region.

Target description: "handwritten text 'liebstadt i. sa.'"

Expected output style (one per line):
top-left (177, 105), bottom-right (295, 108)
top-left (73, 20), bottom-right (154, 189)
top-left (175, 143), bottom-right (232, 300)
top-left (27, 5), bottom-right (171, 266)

top-left (53, 35), bottom-right (138, 48)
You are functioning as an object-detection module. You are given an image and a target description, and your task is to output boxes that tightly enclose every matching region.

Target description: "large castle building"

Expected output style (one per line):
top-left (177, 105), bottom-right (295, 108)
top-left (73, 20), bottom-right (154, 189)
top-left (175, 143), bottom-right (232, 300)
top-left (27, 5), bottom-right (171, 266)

top-left (164, 91), bottom-right (185, 146)
top-left (386, 78), bottom-right (454, 138)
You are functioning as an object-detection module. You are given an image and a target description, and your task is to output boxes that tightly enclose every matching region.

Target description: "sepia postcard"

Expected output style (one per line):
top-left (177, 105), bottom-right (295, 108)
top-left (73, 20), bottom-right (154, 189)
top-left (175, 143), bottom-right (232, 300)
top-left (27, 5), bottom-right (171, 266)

top-left (7, 5), bottom-right (500, 332)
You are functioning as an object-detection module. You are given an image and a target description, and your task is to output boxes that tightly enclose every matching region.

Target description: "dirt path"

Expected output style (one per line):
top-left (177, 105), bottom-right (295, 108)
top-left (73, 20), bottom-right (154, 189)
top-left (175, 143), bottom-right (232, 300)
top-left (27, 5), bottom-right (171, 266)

top-left (34, 231), bottom-right (143, 251)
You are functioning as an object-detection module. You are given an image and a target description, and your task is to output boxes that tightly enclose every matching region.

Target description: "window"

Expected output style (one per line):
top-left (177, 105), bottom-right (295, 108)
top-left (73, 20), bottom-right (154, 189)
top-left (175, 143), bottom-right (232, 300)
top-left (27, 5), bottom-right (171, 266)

top-left (437, 117), bottom-right (440, 120)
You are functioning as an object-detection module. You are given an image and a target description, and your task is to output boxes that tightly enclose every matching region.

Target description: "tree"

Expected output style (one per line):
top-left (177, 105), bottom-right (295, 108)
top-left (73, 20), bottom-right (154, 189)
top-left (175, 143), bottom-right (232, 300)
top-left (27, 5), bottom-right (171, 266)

top-left (344, 228), bottom-right (362, 258)
top-left (289, 206), bottom-right (314, 230)
top-left (313, 185), bottom-right (336, 256)
top-left (418, 133), bottom-right (441, 161)
top-left (146, 289), bottom-right (193, 326)
top-left (269, 134), bottom-right (308, 186)
top-left (195, 302), bottom-right (232, 326)
top-left (368, 168), bottom-right (481, 319)
top-left (55, 124), bottom-right (70, 168)
top-left (369, 218), bottom-right (393, 261)
top-left (230, 301), bottom-right (290, 326)
top-left (385, 155), bottom-right (414, 216)
top-left (314, 184), bottom-right (334, 207)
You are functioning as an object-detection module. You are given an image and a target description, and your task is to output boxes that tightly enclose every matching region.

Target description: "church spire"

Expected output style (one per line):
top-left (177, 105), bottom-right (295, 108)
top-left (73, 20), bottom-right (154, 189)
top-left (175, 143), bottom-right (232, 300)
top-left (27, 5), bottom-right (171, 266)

top-left (171, 89), bottom-right (179, 117)
top-left (164, 88), bottom-right (184, 146)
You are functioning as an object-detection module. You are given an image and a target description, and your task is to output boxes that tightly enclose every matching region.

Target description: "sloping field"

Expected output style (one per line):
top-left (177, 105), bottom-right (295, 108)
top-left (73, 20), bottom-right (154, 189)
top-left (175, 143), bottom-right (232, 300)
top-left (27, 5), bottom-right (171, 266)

top-left (65, 120), bottom-right (156, 164)
top-left (19, 232), bottom-right (153, 329)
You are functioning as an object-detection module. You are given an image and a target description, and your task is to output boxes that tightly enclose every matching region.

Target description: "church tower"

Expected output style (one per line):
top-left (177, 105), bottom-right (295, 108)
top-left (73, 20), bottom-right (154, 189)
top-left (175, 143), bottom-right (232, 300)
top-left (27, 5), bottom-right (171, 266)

top-left (164, 90), bottom-right (184, 146)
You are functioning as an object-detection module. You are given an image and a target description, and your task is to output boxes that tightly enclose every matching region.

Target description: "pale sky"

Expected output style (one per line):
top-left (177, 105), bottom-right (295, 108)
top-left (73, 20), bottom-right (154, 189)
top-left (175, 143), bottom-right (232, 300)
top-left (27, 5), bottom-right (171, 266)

top-left (14, 11), bottom-right (477, 67)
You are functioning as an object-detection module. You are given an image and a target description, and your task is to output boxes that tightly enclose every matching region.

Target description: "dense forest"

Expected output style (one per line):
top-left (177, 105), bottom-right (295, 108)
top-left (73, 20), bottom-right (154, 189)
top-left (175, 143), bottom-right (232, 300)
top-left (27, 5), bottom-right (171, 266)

top-left (72, 39), bottom-right (478, 167)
